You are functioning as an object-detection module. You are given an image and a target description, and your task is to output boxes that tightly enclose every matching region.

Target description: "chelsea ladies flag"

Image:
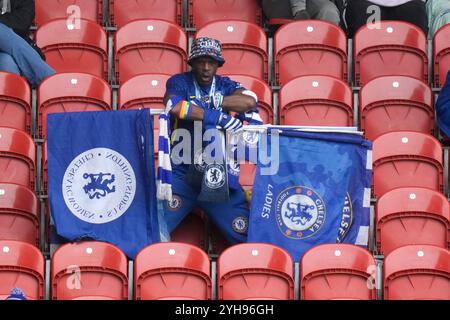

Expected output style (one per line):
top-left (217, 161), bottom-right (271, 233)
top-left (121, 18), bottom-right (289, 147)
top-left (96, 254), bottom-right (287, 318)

top-left (248, 129), bottom-right (372, 261)
top-left (47, 109), bottom-right (161, 258)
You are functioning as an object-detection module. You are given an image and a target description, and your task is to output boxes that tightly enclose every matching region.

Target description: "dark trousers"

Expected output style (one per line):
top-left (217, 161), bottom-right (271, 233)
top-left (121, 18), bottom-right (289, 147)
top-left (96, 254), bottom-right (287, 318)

top-left (345, 0), bottom-right (428, 38)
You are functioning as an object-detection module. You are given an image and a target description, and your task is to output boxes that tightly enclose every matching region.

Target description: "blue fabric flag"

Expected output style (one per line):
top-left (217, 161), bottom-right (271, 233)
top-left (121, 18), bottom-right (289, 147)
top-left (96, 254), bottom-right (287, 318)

top-left (248, 129), bottom-right (372, 262)
top-left (47, 109), bottom-right (161, 258)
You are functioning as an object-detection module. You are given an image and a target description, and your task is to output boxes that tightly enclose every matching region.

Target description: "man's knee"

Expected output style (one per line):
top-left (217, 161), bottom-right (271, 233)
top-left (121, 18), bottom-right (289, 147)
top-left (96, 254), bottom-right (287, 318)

top-left (309, 1), bottom-right (341, 25)
top-left (0, 52), bottom-right (20, 75)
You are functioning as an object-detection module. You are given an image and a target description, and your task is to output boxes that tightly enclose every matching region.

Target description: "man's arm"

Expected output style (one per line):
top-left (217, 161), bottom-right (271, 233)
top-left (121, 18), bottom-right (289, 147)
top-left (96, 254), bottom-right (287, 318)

top-left (164, 93), bottom-right (205, 121)
top-left (221, 89), bottom-right (257, 113)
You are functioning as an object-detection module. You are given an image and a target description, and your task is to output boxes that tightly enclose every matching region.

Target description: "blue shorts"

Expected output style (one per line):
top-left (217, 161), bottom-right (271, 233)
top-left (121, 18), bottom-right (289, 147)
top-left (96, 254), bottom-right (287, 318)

top-left (163, 169), bottom-right (249, 244)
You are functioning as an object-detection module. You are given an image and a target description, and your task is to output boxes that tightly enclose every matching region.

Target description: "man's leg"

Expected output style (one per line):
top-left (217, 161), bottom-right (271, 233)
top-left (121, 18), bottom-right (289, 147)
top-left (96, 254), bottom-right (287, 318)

top-left (345, 0), bottom-right (385, 38)
top-left (163, 173), bottom-right (198, 235)
top-left (391, 0), bottom-right (428, 35)
top-left (200, 187), bottom-right (249, 244)
top-left (307, 0), bottom-right (341, 25)
top-left (0, 23), bottom-right (55, 88)
top-left (0, 52), bottom-right (20, 75)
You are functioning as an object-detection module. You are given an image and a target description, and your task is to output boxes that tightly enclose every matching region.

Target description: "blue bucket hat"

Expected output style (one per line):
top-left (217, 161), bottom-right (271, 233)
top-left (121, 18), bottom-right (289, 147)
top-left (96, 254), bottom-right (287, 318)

top-left (6, 288), bottom-right (27, 300)
top-left (188, 37), bottom-right (225, 67)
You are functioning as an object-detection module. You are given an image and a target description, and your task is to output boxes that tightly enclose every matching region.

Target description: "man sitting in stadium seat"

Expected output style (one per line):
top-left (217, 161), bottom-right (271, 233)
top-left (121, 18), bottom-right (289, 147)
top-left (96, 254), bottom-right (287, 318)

top-left (159, 37), bottom-right (261, 244)
top-left (262, 0), bottom-right (341, 26)
top-left (0, 0), bottom-right (55, 87)
top-left (344, 0), bottom-right (428, 38)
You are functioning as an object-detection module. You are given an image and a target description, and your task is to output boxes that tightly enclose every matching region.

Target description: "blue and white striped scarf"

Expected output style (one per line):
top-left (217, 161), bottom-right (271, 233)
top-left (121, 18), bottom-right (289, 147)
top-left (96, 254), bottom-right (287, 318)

top-left (156, 101), bottom-right (174, 201)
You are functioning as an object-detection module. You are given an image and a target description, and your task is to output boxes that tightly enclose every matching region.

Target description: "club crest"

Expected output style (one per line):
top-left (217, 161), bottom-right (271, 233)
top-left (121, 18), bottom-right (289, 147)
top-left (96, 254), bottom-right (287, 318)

top-left (275, 186), bottom-right (326, 239)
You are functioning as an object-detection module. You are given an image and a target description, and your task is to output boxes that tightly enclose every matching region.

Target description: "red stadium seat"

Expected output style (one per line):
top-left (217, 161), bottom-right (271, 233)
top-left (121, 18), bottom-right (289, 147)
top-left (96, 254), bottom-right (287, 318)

top-left (51, 241), bottom-right (128, 300)
top-left (189, 0), bottom-right (262, 30)
top-left (384, 245), bottom-right (450, 300)
top-left (36, 19), bottom-right (108, 80)
top-left (118, 74), bottom-right (169, 154)
top-left (134, 242), bottom-right (211, 300)
top-left (171, 211), bottom-right (207, 250)
top-left (279, 75), bottom-right (353, 126)
top-left (0, 240), bottom-right (45, 300)
top-left (372, 131), bottom-right (443, 198)
top-left (226, 75), bottom-right (273, 124)
top-left (0, 183), bottom-right (39, 246)
top-left (115, 20), bottom-right (187, 84)
top-left (196, 21), bottom-right (268, 81)
top-left (274, 20), bottom-right (348, 85)
top-left (38, 73), bottom-right (111, 138)
top-left (118, 74), bottom-right (169, 110)
top-left (239, 162), bottom-right (256, 191)
top-left (217, 243), bottom-right (294, 300)
top-left (300, 244), bottom-right (376, 300)
top-left (360, 76), bottom-right (434, 141)
top-left (354, 21), bottom-right (428, 86)
top-left (110, 0), bottom-right (182, 28)
top-left (376, 187), bottom-right (449, 256)
top-left (433, 23), bottom-right (450, 87)
top-left (0, 127), bottom-right (35, 189)
top-left (35, 0), bottom-right (103, 27)
top-left (0, 72), bottom-right (31, 134)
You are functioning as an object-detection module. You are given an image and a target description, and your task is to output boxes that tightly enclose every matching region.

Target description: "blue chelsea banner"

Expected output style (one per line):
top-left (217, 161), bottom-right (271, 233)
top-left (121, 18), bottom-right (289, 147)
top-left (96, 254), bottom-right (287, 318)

top-left (248, 129), bottom-right (372, 262)
top-left (47, 109), bottom-right (161, 258)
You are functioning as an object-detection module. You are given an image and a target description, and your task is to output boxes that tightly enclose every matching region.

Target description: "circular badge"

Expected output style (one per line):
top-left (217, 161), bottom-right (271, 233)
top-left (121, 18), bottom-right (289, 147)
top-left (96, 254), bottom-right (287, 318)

top-left (232, 216), bottom-right (248, 234)
top-left (242, 131), bottom-right (259, 146)
top-left (204, 164), bottom-right (226, 189)
top-left (62, 148), bottom-right (136, 224)
top-left (167, 195), bottom-right (182, 211)
top-left (275, 186), bottom-right (326, 239)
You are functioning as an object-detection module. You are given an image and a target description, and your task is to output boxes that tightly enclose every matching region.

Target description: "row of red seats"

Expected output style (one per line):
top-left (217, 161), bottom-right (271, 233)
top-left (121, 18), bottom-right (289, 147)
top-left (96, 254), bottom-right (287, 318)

top-left (1, 240), bottom-right (448, 300)
top-left (31, 18), bottom-right (450, 87)
top-left (0, 71), bottom-right (438, 142)
top-left (34, 0), bottom-right (261, 30)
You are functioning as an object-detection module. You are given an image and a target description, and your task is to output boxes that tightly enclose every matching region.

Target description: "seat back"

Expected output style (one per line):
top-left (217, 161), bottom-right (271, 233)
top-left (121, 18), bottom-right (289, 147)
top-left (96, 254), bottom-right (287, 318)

top-left (301, 244), bottom-right (376, 300)
top-left (36, 19), bottom-right (108, 80)
top-left (433, 23), bottom-right (450, 87)
top-left (134, 242), bottom-right (211, 300)
top-left (0, 240), bottom-right (44, 300)
top-left (0, 72), bottom-right (31, 134)
top-left (38, 73), bottom-right (111, 138)
top-left (0, 127), bottom-right (35, 189)
top-left (225, 75), bottom-right (273, 124)
top-left (51, 241), bottom-right (128, 300)
top-left (360, 76), bottom-right (434, 140)
top-left (274, 20), bottom-right (347, 85)
top-left (218, 243), bottom-right (294, 300)
top-left (110, 0), bottom-right (182, 28)
top-left (384, 245), bottom-right (450, 300)
top-left (189, 0), bottom-right (262, 30)
top-left (354, 21), bottom-right (428, 86)
top-left (376, 187), bottom-right (449, 255)
top-left (0, 183), bottom-right (39, 246)
top-left (372, 131), bottom-right (443, 198)
top-left (279, 75), bottom-right (353, 126)
top-left (115, 19), bottom-right (187, 84)
top-left (35, 0), bottom-right (103, 27)
top-left (196, 20), bottom-right (268, 81)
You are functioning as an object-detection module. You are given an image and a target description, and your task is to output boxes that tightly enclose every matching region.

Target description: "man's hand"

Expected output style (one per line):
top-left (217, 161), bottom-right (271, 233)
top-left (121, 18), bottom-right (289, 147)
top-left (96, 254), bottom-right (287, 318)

top-left (294, 9), bottom-right (310, 20)
top-left (204, 108), bottom-right (243, 132)
top-left (218, 113), bottom-right (243, 132)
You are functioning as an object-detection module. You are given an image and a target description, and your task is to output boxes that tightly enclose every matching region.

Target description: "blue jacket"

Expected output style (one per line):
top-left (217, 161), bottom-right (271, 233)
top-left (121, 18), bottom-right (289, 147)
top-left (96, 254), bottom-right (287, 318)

top-left (436, 71), bottom-right (450, 137)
